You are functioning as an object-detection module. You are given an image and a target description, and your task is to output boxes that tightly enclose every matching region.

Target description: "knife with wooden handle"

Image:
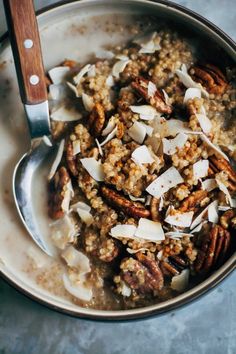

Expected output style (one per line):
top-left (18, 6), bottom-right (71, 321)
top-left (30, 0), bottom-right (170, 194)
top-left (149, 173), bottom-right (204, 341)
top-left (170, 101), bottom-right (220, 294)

top-left (3, 0), bottom-right (50, 138)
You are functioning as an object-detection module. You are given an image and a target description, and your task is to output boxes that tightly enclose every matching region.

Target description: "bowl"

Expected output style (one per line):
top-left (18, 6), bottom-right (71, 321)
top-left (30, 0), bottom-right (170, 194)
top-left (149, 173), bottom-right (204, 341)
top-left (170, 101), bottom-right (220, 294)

top-left (0, 0), bottom-right (235, 320)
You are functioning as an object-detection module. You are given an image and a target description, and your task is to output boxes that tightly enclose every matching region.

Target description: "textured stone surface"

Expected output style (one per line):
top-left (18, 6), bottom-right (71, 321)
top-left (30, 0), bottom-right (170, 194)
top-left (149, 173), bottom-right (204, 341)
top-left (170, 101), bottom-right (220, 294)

top-left (0, 1), bottom-right (235, 354)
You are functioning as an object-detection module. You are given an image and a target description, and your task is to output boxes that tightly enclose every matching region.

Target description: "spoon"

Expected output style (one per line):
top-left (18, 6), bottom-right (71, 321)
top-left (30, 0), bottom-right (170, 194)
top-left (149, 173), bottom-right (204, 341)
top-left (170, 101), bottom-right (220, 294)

top-left (4, 0), bottom-right (55, 256)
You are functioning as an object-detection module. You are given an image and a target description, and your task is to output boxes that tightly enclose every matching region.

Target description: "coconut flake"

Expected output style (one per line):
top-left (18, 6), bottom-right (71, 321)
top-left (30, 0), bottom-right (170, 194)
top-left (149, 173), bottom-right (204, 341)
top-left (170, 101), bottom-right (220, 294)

top-left (48, 139), bottom-right (65, 179)
top-left (43, 135), bottom-right (52, 147)
top-left (95, 138), bottom-right (103, 156)
top-left (215, 177), bottom-right (233, 206)
top-left (201, 178), bottom-right (217, 192)
top-left (120, 281), bottom-right (132, 297)
top-left (126, 248), bottom-right (149, 255)
top-left (147, 81), bottom-right (157, 97)
top-left (193, 159), bottom-right (209, 180)
top-left (162, 89), bottom-right (170, 105)
top-left (110, 224), bottom-right (137, 239)
top-left (62, 245), bottom-right (91, 273)
top-left (171, 269), bottom-right (189, 292)
top-left (72, 140), bottom-right (81, 156)
top-left (196, 114), bottom-right (212, 135)
top-left (200, 134), bottom-right (229, 161)
top-left (73, 64), bottom-right (91, 85)
top-left (49, 84), bottom-right (65, 101)
top-left (80, 158), bottom-right (104, 181)
top-left (102, 116), bottom-right (117, 136)
top-left (112, 59), bottom-right (130, 78)
top-left (100, 126), bottom-right (117, 146)
top-left (139, 41), bottom-right (161, 54)
top-left (190, 200), bottom-right (218, 230)
top-left (162, 133), bottom-right (188, 155)
top-left (165, 231), bottom-right (193, 239)
top-left (48, 66), bottom-right (70, 84)
top-left (145, 195), bottom-right (152, 206)
top-left (63, 273), bottom-right (92, 301)
top-left (116, 54), bottom-right (129, 61)
top-left (135, 218), bottom-right (165, 242)
top-left (130, 105), bottom-right (157, 120)
top-left (67, 81), bottom-right (79, 97)
top-left (162, 119), bottom-right (202, 138)
top-left (183, 88), bottom-right (201, 104)
top-left (208, 200), bottom-right (219, 224)
top-left (61, 181), bottom-right (73, 213)
top-left (82, 93), bottom-right (94, 112)
top-left (70, 201), bottom-right (91, 212)
top-left (105, 75), bottom-right (114, 87)
top-left (77, 208), bottom-right (93, 226)
top-left (131, 145), bottom-right (154, 164)
top-left (139, 122), bottom-right (154, 137)
top-left (128, 121), bottom-right (147, 144)
top-left (146, 166), bottom-right (184, 198)
top-left (159, 196), bottom-right (164, 211)
top-left (128, 194), bottom-right (145, 203)
top-left (218, 206), bottom-right (231, 211)
top-left (50, 215), bottom-right (77, 249)
top-left (51, 106), bottom-right (82, 122)
top-left (191, 222), bottom-right (205, 233)
top-left (135, 32), bottom-right (161, 54)
top-left (165, 211), bottom-right (194, 228)
top-left (95, 49), bottom-right (114, 59)
top-left (175, 64), bottom-right (209, 98)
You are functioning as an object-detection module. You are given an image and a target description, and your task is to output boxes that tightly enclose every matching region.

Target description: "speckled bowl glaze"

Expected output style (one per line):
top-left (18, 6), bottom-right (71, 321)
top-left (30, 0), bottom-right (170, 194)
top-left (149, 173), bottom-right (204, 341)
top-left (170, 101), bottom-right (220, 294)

top-left (0, 0), bottom-right (235, 320)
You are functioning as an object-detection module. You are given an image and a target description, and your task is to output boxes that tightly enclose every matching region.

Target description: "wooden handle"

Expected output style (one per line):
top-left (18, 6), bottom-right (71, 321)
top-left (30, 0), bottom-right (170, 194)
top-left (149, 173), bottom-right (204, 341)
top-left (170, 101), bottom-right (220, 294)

top-left (3, 0), bottom-right (47, 105)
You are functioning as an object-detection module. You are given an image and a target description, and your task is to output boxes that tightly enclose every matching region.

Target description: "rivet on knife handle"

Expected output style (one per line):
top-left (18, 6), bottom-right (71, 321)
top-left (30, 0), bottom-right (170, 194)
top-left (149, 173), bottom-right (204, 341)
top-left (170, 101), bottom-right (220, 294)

top-left (3, 0), bottom-right (47, 105)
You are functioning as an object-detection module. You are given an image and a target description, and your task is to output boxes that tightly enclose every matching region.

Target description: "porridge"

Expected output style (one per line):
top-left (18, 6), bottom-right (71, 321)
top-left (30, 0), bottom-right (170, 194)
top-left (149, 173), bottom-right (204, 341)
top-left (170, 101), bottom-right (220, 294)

top-left (43, 29), bottom-right (236, 310)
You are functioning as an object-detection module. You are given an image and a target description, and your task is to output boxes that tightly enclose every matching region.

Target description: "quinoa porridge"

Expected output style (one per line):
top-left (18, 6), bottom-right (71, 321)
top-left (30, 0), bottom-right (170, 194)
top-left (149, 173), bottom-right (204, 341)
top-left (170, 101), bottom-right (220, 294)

top-left (41, 27), bottom-right (236, 310)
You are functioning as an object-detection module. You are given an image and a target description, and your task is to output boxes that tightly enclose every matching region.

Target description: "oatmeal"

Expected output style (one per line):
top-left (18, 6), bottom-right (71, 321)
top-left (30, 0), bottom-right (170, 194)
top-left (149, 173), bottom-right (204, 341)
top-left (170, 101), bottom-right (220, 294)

top-left (45, 28), bottom-right (236, 310)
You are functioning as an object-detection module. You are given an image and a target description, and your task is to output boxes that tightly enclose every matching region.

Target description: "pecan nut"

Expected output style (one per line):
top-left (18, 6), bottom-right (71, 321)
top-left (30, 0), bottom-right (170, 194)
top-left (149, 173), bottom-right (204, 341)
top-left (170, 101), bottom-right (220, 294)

top-left (209, 156), bottom-right (236, 191)
top-left (131, 77), bottom-right (172, 114)
top-left (88, 102), bottom-right (105, 137)
top-left (101, 185), bottom-right (150, 219)
top-left (161, 255), bottom-right (188, 277)
top-left (220, 209), bottom-right (236, 230)
top-left (194, 224), bottom-right (231, 273)
top-left (48, 166), bottom-right (71, 219)
top-left (178, 190), bottom-right (208, 213)
top-left (120, 253), bottom-right (163, 294)
top-left (191, 64), bottom-right (227, 95)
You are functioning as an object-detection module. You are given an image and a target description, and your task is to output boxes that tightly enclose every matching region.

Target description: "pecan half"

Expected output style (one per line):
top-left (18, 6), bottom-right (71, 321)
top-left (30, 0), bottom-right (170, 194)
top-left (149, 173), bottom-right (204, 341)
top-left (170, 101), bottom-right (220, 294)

top-left (88, 103), bottom-right (105, 137)
top-left (191, 64), bottom-right (227, 95)
top-left (178, 190), bottom-right (208, 212)
top-left (101, 186), bottom-right (150, 218)
top-left (120, 253), bottom-right (163, 294)
top-left (209, 156), bottom-right (236, 191)
top-left (220, 209), bottom-right (236, 230)
top-left (131, 77), bottom-right (172, 114)
top-left (194, 224), bottom-right (231, 273)
top-left (48, 166), bottom-right (71, 219)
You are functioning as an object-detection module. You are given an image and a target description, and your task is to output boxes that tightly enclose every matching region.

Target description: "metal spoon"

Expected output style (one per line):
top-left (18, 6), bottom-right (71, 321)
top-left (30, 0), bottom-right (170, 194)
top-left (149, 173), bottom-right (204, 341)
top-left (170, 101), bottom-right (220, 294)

top-left (4, 0), bottom-right (55, 256)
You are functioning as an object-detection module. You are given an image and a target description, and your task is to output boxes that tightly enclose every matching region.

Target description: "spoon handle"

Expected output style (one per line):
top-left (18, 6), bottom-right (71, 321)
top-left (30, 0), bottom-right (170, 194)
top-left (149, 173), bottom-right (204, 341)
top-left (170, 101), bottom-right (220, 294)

top-left (3, 0), bottom-right (47, 105)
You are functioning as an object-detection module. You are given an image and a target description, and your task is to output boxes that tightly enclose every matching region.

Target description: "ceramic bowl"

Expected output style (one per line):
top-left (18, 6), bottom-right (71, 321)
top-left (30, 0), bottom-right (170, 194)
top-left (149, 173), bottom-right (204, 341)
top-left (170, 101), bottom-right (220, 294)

top-left (0, 0), bottom-right (235, 320)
